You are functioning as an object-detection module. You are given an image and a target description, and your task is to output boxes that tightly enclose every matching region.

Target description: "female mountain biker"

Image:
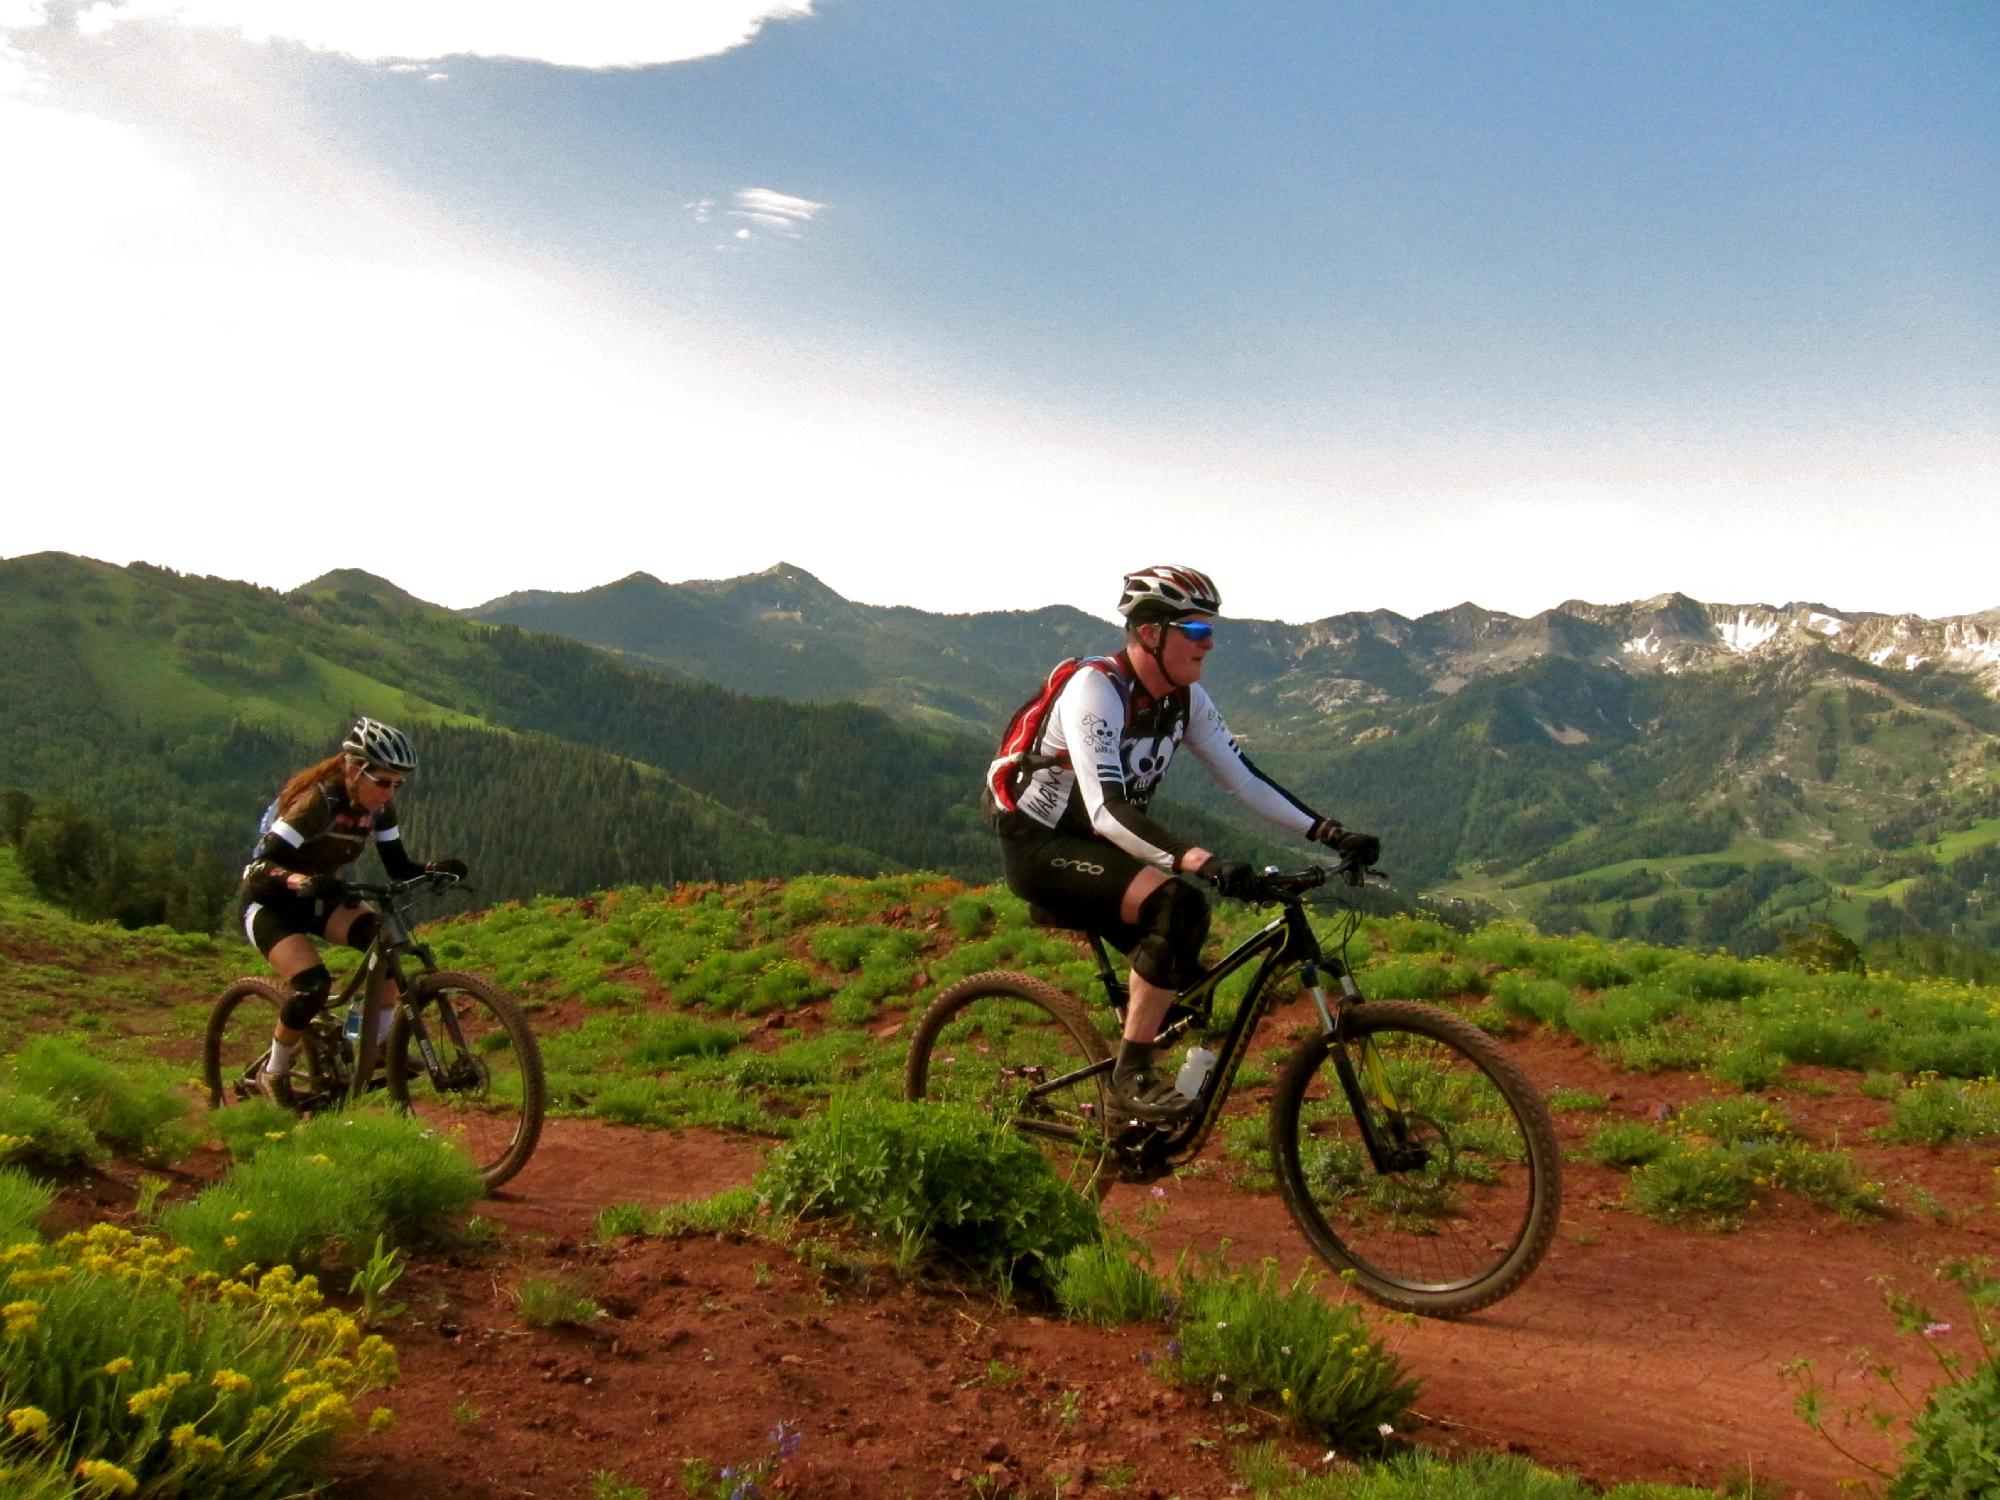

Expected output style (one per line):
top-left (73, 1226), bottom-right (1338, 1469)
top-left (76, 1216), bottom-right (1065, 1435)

top-left (236, 717), bottom-right (466, 1105)
top-left (992, 565), bottom-right (1380, 1120)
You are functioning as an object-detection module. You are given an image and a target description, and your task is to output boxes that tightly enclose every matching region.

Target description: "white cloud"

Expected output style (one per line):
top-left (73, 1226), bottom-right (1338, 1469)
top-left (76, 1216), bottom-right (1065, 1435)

top-left (30, 0), bottom-right (816, 68)
top-left (726, 186), bottom-right (822, 240)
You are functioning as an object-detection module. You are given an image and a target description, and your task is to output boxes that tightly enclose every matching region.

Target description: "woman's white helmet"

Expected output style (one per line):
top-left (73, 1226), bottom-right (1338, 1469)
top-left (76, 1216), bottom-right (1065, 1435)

top-left (341, 717), bottom-right (417, 773)
top-left (1117, 565), bottom-right (1221, 621)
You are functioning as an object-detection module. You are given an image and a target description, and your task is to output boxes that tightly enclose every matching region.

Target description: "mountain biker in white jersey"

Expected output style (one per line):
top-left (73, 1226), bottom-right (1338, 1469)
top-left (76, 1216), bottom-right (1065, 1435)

top-left (993, 566), bottom-right (1380, 1119)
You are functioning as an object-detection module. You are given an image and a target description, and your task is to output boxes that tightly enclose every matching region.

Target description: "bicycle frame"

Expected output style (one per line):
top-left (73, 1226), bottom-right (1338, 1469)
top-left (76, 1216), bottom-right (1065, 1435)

top-left (306, 880), bottom-right (446, 1102)
top-left (1060, 868), bottom-right (1413, 1183)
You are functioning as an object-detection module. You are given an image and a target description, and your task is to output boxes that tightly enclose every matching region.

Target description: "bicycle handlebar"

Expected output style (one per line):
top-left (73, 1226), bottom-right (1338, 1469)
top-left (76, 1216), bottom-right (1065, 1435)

top-left (1242, 856), bottom-right (1386, 904)
top-left (335, 870), bottom-right (466, 904)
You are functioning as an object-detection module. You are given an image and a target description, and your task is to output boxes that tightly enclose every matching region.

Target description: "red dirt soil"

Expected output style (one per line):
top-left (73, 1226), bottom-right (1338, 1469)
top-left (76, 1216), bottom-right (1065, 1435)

top-left (62, 1030), bottom-right (1994, 1500)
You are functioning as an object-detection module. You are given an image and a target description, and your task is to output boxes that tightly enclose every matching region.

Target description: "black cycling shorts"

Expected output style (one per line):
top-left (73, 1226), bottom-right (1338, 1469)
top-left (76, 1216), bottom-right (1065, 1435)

top-left (238, 892), bottom-right (363, 960)
top-left (998, 821), bottom-right (1152, 954)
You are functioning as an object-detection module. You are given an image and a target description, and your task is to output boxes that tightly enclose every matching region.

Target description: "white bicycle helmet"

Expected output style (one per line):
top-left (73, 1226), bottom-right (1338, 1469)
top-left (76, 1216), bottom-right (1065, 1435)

top-left (1117, 565), bottom-right (1221, 621)
top-left (341, 716), bottom-right (418, 773)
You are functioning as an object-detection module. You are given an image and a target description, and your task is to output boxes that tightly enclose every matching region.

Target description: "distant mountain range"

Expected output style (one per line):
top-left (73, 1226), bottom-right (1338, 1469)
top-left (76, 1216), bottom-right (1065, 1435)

top-left (471, 565), bottom-right (2000, 732)
top-left (470, 565), bottom-right (2000, 951)
top-left (4, 553), bottom-right (1995, 953)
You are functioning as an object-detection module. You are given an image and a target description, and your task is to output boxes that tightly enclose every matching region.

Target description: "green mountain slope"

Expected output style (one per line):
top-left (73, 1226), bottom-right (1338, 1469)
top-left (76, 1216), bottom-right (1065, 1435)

top-left (0, 555), bottom-right (1003, 901)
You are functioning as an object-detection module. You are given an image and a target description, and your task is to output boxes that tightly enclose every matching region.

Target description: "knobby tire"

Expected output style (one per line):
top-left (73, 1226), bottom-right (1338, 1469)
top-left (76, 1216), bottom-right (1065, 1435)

top-left (387, 970), bottom-right (545, 1190)
top-left (904, 970), bottom-right (1115, 1200)
top-left (1271, 999), bottom-right (1561, 1317)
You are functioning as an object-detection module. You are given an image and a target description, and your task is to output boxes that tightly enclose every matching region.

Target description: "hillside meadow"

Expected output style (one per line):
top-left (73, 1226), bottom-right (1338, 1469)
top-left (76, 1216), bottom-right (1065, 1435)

top-left (1, 845), bottom-right (1997, 1497)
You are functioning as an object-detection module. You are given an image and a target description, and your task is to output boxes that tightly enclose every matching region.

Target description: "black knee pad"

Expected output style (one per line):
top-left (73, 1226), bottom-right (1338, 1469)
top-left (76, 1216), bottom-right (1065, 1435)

top-left (1129, 879), bottom-right (1210, 990)
top-left (279, 964), bottom-right (333, 1030)
top-left (344, 912), bottom-right (380, 953)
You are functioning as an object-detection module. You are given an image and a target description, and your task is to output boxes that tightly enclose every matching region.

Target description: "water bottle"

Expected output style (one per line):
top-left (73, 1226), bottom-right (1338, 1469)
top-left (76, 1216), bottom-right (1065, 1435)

top-left (341, 1000), bottom-right (366, 1046)
top-left (1175, 1045), bottom-right (1218, 1099)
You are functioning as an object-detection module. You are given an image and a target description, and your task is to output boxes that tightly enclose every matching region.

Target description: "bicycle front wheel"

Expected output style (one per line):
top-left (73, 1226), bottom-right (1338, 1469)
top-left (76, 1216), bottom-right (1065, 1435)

top-left (388, 970), bottom-right (545, 1190)
top-left (904, 971), bottom-right (1115, 1199)
top-left (1272, 1000), bottom-right (1561, 1317)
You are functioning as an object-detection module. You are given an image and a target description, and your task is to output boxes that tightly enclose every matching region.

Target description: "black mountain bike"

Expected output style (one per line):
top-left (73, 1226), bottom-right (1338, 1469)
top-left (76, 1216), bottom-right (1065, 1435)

top-left (904, 861), bottom-right (1561, 1317)
top-left (204, 872), bottom-right (546, 1190)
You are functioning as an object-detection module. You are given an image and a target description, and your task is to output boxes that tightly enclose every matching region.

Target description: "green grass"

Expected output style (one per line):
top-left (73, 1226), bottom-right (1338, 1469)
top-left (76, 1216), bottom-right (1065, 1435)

top-left (160, 1104), bottom-right (483, 1273)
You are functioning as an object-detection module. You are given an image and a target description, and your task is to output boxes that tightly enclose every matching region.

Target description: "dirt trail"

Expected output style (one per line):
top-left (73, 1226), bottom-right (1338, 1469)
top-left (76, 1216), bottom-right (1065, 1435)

top-left (318, 1045), bottom-right (1992, 1500)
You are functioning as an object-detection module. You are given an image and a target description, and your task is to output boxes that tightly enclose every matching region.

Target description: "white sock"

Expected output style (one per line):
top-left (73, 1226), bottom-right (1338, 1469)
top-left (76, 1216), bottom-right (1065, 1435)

top-left (264, 1040), bottom-right (299, 1077)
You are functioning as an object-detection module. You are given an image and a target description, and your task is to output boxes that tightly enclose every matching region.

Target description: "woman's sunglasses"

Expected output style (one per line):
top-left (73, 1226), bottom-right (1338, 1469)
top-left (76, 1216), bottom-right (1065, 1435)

top-left (358, 766), bottom-right (405, 791)
top-left (1166, 619), bottom-right (1215, 643)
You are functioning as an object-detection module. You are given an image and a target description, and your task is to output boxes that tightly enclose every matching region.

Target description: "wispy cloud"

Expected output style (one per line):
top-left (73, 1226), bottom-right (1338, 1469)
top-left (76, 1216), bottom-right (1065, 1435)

top-left (17, 1), bottom-right (816, 69)
top-left (726, 186), bottom-right (823, 240)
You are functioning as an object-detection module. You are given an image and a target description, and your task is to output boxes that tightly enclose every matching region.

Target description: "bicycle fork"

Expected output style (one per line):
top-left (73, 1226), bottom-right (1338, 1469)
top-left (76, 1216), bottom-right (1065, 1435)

top-left (1303, 963), bottom-right (1432, 1176)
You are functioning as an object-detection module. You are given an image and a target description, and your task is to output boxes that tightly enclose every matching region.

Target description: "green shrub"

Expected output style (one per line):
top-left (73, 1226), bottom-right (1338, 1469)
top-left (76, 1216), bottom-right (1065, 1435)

top-left (161, 1105), bottom-right (482, 1273)
top-left (513, 1277), bottom-right (601, 1328)
top-left (1877, 1264), bottom-right (2000, 1500)
top-left (643, 1186), bottom-right (759, 1237)
top-left (207, 1097), bottom-right (300, 1162)
top-left (1360, 958), bottom-right (1483, 1002)
top-left (1168, 1258), bottom-right (1418, 1449)
top-left (1376, 917), bottom-right (1457, 955)
top-left (1236, 1446), bottom-right (1717, 1498)
top-left (624, 1016), bottom-right (740, 1069)
top-left (1888, 1356), bottom-right (2000, 1500)
top-left (1882, 1078), bottom-right (2000, 1145)
top-left (1489, 974), bottom-right (1571, 1026)
top-left (0, 1089), bottom-right (105, 1177)
top-left (0, 1223), bottom-right (398, 1498)
top-left (1627, 1147), bottom-right (1755, 1227)
top-left (807, 924), bottom-right (878, 971)
top-left (756, 1094), bottom-right (1100, 1295)
top-left (1053, 1239), bottom-right (1167, 1328)
top-left (0, 1166), bottom-right (54, 1243)
top-left (947, 894), bottom-right (996, 940)
top-left (10, 1038), bottom-right (195, 1163)
top-left (1588, 1122), bottom-right (1671, 1168)
top-left (1707, 1040), bottom-right (1783, 1092)
top-left (1673, 1096), bottom-right (1793, 1146)
top-left (1544, 1087), bottom-right (1608, 1113)
top-left (1535, 941), bottom-right (1634, 991)
top-left (1564, 984), bottom-right (1686, 1046)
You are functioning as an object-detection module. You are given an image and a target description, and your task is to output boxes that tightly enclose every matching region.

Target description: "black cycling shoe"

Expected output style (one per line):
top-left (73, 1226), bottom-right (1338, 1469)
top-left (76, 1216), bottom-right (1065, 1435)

top-left (1109, 1067), bottom-right (1200, 1122)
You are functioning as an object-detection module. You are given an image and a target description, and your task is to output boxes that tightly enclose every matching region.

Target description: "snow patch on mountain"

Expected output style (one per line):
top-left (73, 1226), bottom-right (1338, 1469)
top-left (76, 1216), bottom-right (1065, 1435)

top-left (1717, 612), bottom-right (1781, 653)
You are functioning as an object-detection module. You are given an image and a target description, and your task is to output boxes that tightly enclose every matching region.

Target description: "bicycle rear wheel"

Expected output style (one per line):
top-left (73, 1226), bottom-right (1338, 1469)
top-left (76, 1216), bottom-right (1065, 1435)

top-left (387, 970), bottom-right (545, 1190)
top-left (202, 978), bottom-right (340, 1111)
top-left (1271, 999), bottom-right (1561, 1317)
top-left (904, 971), bottom-right (1115, 1199)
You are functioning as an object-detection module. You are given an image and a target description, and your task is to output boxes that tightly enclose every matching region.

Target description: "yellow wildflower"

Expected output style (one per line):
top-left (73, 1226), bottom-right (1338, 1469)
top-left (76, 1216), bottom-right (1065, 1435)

top-left (126, 1386), bottom-right (172, 1417)
top-left (72, 1459), bottom-right (139, 1496)
top-left (264, 1131), bottom-right (287, 1140)
top-left (169, 1423), bottom-right (200, 1451)
top-left (212, 1369), bottom-right (252, 1395)
top-left (5, 1407), bottom-right (50, 1442)
top-left (103, 1357), bottom-right (135, 1376)
top-left (0, 1245), bottom-right (40, 1265)
top-left (186, 1434), bottom-right (225, 1463)
top-left (368, 1405), bottom-right (396, 1433)
top-left (230, 1211), bottom-right (253, 1223)
top-left (222, 1236), bottom-right (239, 1250)
top-left (309, 1153), bottom-right (333, 1164)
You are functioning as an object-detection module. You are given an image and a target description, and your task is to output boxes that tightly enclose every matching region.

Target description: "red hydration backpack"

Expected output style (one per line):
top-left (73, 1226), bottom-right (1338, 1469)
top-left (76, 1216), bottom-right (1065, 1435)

top-left (982, 655), bottom-right (1130, 827)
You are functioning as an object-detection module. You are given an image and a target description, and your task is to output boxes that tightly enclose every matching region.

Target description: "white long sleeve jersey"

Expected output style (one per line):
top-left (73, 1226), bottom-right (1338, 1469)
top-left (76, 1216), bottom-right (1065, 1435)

top-left (1011, 657), bottom-right (1321, 871)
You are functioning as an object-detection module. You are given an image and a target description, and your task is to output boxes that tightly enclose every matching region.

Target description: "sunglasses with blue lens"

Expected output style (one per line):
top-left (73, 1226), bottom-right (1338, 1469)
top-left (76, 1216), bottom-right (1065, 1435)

top-left (1167, 619), bottom-right (1215, 642)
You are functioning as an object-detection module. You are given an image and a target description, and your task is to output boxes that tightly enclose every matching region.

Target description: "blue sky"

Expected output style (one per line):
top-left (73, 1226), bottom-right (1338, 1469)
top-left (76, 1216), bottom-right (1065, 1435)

top-left (2, 2), bottom-right (1994, 623)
